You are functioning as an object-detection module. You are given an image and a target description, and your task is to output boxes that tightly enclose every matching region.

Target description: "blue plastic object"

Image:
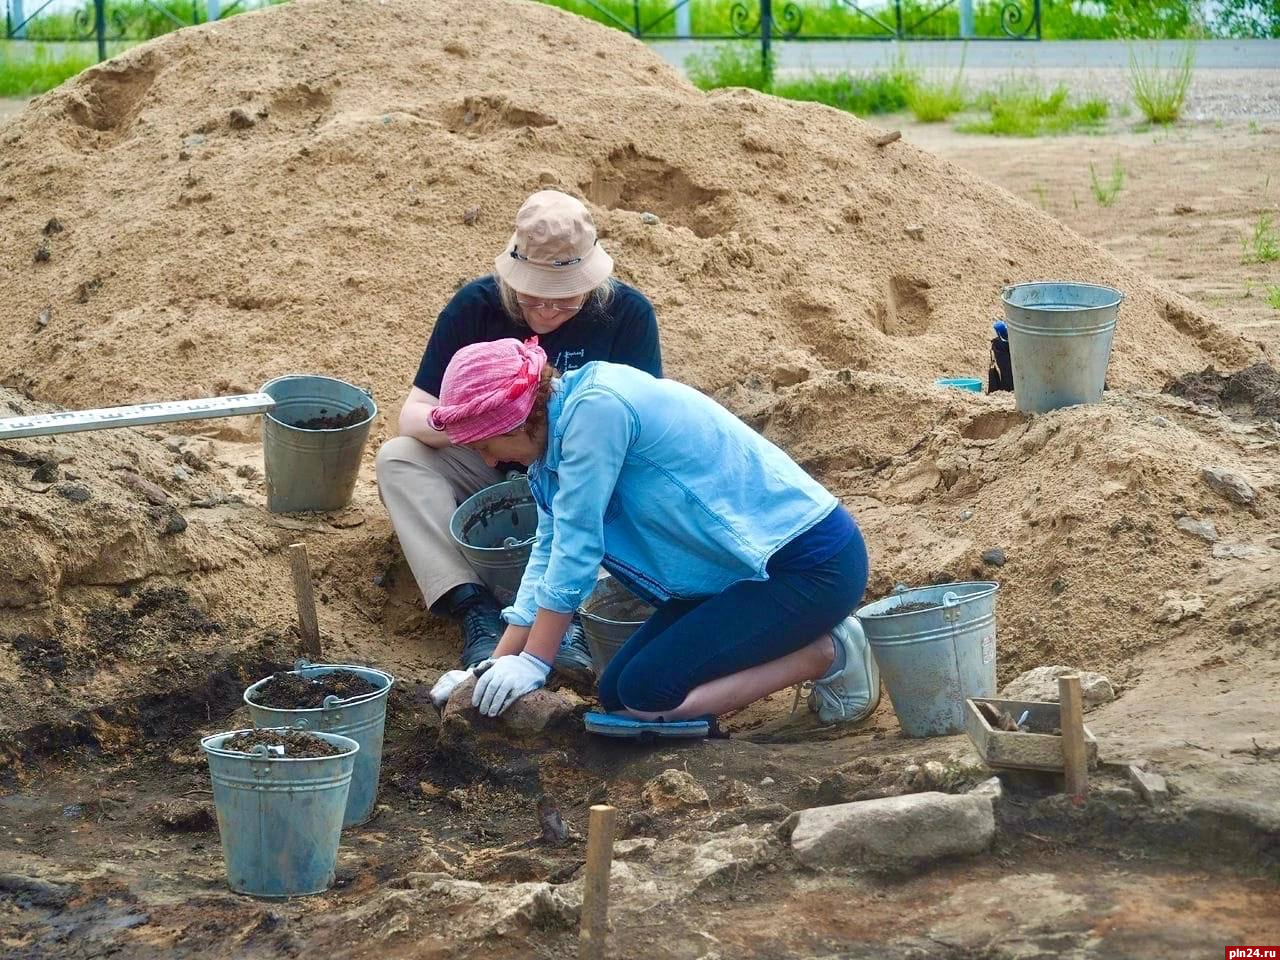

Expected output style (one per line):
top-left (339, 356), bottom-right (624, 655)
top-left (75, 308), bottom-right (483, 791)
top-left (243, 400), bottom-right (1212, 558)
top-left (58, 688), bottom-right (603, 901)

top-left (260, 375), bottom-right (377, 514)
top-left (1000, 281), bottom-right (1123, 414)
top-left (584, 712), bottom-right (710, 739)
top-left (201, 727), bottom-right (358, 898)
top-left (935, 378), bottom-right (984, 393)
top-left (856, 582), bottom-right (1000, 738)
top-left (993, 320), bottom-right (1009, 339)
top-left (245, 662), bottom-right (393, 827)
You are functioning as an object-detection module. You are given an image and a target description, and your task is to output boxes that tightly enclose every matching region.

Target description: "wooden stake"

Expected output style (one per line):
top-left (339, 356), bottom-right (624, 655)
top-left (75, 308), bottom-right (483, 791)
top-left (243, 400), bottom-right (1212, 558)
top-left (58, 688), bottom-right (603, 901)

top-left (288, 542), bottom-right (322, 661)
top-left (1058, 674), bottom-right (1088, 799)
top-left (579, 804), bottom-right (616, 960)
top-left (874, 130), bottom-right (902, 147)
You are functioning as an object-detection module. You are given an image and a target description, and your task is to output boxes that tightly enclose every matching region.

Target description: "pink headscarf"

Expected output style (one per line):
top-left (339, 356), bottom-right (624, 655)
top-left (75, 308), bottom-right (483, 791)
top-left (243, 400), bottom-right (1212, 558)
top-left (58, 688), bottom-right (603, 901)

top-left (428, 337), bottom-right (547, 444)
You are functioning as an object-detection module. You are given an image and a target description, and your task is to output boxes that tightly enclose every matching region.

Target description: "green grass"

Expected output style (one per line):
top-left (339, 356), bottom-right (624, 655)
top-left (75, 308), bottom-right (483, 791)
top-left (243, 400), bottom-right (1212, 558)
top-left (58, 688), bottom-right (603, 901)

top-left (1241, 212), bottom-right (1280, 264)
top-left (686, 42), bottom-right (916, 116)
top-left (1128, 44), bottom-right (1195, 124)
top-left (906, 59), bottom-right (966, 123)
top-left (0, 44), bottom-right (96, 96)
top-left (1088, 158), bottom-right (1125, 206)
top-left (1267, 285), bottom-right (1280, 311)
top-left (959, 81), bottom-right (1109, 137)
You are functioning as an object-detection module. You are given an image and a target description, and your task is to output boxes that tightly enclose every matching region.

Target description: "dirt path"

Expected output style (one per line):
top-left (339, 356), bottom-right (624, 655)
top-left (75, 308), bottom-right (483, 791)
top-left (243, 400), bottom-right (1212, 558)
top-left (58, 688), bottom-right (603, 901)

top-left (904, 118), bottom-right (1280, 355)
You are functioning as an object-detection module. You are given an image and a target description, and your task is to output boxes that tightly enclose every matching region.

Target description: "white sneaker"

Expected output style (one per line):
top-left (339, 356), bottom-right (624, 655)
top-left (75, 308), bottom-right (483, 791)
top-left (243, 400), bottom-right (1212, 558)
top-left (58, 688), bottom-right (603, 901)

top-left (808, 616), bottom-right (881, 724)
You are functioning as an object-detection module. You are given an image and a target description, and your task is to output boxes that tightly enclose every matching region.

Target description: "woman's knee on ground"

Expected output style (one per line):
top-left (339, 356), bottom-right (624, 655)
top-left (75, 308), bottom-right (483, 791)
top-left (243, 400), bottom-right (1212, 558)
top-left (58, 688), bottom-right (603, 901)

top-left (612, 658), bottom-right (688, 714)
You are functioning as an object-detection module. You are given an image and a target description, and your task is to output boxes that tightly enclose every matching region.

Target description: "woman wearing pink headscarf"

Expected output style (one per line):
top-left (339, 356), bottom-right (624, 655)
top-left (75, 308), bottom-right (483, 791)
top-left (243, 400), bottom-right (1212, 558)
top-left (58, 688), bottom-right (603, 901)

top-left (426, 337), bottom-right (880, 734)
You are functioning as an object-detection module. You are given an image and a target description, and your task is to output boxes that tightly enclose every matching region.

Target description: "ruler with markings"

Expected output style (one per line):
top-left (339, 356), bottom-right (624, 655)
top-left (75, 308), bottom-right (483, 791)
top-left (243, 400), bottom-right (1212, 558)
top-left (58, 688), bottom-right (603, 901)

top-left (0, 393), bottom-right (276, 440)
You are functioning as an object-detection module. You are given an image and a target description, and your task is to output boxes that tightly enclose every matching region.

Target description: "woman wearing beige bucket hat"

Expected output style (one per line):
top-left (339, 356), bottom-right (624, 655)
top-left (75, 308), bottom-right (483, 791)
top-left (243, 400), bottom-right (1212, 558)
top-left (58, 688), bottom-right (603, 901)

top-left (376, 190), bottom-right (662, 674)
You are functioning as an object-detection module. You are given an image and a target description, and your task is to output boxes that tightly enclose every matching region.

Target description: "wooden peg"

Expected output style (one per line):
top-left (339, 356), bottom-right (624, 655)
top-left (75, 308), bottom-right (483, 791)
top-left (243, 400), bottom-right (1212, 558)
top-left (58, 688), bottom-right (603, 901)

top-left (1058, 674), bottom-right (1088, 799)
top-left (874, 130), bottom-right (902, 147)
top-left (579, 804), bottom-right (617, 960)
top-left (288, 542), bottom-right (322, 660)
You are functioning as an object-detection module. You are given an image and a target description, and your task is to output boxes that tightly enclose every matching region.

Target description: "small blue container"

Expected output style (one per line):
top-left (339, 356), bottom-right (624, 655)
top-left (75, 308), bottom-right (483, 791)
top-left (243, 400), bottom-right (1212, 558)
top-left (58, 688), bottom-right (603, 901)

top-left (935, 377), bottom-right (984, 393)
top-left (202, 727), bottom-right (358, 898)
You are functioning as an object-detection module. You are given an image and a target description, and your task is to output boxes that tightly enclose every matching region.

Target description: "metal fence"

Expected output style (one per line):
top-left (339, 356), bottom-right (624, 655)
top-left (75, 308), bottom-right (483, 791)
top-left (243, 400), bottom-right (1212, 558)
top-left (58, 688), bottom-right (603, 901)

top-left (5, 0), bottom-right (234, 59)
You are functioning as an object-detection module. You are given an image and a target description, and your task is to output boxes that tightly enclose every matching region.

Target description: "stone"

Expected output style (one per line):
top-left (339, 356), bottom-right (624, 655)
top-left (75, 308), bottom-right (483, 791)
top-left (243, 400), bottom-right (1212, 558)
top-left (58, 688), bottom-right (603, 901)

top-left (970, 776), bottom-right (1004, 802)
top-left (1150, 415), bottom-right (1171, 427)
top-left (1154, 593), bottom-right (1206, 625)
top-left (441, 675), bottom-right (572, 736)
top-left (229, 107), bottom-right (256, 129)
top-left (981, 547), bottom-right (1007, 568)
top-left (789, 791), bottom-right (995, 869)
top-left (759, 776), bottom-right (775, 787)
top-left (722, 779), bottom-right (758, 807)
top-left (959, 509), bottom-right (973, 521)
top-left (770, 362), bottom-right (811, 389)
top-left (182, 133), bottom-right (206, 148)
top-left (903, 225), bottom-right (924, 240)
top-left (683, 827), bottom-right (774, 888)
top-left (707, 802), bottom-right (794, 831)
top-left (118, 471), bottom-right (169, 505)
top-left (1126, 764), bottom-right (1168, 806)
top-left (642, 769), bottom-right (710, 813)
top-left (640, 211), bottom-right (660, 225)
top-left (462, 207), bottom-right (480, 225)
top-left (1201, 467), bottom-right (1256, 506)
top-left (54, 484), bottom-right (91, 503)
top-left (1175, 517), bottom-right (1218, 542)
top-left (36, 306), bottom-right (50, 329)
top-left (613, 837), bottom-right (657, 861)
top-left (1212, 542), bottom-right (1265, 560)
top-left (1000, 666), bottom-right (1115, 708)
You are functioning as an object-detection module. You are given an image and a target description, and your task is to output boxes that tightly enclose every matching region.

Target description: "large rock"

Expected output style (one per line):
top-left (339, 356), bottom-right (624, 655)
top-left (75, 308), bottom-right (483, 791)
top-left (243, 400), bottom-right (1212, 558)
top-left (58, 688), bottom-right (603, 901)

top-left (441, 675), bottom-right (573, 737)
top-left (789, 792), bottom-right (994, 869)
top-left (1201, 467), bottom-right (1257, 506)
top-left (1000, 665), bottom-right (1116, 708)
top-left (641, 769), bottom-right (710, 813)
top-left (1175, 517), bottom-right (1219, 542)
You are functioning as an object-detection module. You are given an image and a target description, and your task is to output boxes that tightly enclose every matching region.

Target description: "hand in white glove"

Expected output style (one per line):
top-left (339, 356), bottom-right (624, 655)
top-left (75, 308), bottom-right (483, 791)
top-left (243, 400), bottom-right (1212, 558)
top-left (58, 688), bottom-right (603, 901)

top-left (472, 652), bottom-right (550, 717)
top-left (428, 659), bottom-right (494, 710)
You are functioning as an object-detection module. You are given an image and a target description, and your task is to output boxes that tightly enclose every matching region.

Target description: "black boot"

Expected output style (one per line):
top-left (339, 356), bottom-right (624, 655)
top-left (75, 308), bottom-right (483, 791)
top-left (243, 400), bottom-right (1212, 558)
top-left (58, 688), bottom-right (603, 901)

top-left (433, 583), bottom-right (503, 669)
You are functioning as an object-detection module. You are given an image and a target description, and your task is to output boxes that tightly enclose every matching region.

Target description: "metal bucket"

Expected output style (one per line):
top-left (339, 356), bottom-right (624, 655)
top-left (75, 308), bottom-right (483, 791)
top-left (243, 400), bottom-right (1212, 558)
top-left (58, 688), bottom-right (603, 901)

top-left (1001, 281), bottom-right (1124, 414)
top-left (260, 375), bottom-right (377, 514)
top-left (201, 727), bottom-right (358, 898)
top-left (244, 663), bottom-right (393, 827)
top-left (579, 574), bottom-right (654, 674)
top-left (449, 478), bottom-right (538, 607)
top-left (856, 582), bottom-right (999, 738)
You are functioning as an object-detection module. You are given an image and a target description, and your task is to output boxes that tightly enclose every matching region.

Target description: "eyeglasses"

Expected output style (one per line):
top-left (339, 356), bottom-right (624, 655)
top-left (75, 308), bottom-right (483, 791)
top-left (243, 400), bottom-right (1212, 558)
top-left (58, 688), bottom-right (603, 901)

top-left (508, 237), bottom-right (597, 269)
top-left (516, 297), bottom-right (583, 313)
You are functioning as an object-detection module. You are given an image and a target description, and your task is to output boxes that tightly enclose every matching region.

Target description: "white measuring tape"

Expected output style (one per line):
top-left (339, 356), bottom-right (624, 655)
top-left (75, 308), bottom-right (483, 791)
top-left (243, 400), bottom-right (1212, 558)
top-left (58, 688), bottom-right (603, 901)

top-left (0, 393), bottom-right (276, 440)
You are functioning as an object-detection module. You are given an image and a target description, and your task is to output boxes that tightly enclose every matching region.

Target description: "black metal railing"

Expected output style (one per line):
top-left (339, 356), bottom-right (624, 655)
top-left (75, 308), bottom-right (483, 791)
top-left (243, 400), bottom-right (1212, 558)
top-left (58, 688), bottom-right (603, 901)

top-left (4, 0), bottom-right (246, 60)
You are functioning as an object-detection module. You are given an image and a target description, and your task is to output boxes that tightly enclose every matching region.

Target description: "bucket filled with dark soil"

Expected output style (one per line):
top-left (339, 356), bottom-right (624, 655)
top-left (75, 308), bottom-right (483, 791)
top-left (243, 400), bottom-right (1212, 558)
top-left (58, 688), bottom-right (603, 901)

top-left (201, 727), bottom-right (359, 898)
top-left (260, 374), bottom-right (378, 513)
top-left (856, 582), bottom-right (1000, 738)
top-left (244, 662), bottom-right (393, 827)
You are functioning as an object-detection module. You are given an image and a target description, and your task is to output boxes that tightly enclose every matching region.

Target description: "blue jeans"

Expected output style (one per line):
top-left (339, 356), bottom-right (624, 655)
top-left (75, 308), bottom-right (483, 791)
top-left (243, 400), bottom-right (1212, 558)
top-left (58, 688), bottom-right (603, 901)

top-left (597, 524), bottom-right (869, 714)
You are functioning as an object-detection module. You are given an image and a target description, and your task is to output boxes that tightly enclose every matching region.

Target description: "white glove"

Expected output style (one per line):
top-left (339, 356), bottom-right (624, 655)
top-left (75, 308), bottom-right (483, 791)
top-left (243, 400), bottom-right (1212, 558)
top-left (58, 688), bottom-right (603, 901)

top-left (429, 659), bottom-right (493, 710)
top-left (472, 652), bottom-right (550, 717)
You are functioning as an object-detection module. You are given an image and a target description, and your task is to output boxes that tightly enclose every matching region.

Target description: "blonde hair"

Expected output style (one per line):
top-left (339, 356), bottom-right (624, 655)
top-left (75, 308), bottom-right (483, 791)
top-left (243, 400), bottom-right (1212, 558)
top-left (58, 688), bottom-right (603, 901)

top-left (496, 275), bottom-right (618, 326)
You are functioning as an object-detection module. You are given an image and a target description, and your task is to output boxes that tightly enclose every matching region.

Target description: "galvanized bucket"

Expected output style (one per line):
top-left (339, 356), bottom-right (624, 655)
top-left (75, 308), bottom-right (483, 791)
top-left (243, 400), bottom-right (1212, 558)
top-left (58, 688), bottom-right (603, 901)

top-left (449, 478), bottom-right (538, 608)
top-left (244, 662), bottom-right (393, 827)
top-left (260, 374), bottom-right (377, 514)
top-left (201, 727), bottom-right (358, 898)
top-left (1001, 281), bottom-right (1123, 414)
top-left (579, 574), bottom-right (654, 674)
top-left (856, 582), bottom-right (999, 738)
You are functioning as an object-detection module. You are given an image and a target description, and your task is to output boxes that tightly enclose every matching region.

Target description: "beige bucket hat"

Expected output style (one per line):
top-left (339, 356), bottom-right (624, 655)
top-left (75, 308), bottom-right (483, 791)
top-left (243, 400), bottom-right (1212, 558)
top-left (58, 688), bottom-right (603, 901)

top-left (494, 190), bottom-right (614, 298)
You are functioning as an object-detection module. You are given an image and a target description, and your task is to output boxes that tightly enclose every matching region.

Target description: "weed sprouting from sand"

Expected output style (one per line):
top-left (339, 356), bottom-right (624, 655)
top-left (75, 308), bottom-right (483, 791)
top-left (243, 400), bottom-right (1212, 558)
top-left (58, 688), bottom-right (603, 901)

top-left (960, 80), bottom-right (1108, 137)
top-left (1089, 158), bottom-right (1126, 206)
top-left (1241, 212), bottom-right (1280, 264)
top-left (1128, 44), bottom-right (1195, 125)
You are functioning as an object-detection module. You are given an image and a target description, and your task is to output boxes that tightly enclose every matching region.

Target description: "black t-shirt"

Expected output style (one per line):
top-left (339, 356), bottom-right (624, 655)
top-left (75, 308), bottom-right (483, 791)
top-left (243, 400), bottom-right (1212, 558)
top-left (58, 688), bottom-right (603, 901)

top-left (413, 276), bottom-right (662, 396)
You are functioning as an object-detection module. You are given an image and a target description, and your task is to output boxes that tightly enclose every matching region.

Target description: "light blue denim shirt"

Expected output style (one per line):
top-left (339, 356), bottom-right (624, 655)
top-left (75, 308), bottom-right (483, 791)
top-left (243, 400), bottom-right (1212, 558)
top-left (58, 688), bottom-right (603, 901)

top-left (502, 362), bottom-right (837, 627)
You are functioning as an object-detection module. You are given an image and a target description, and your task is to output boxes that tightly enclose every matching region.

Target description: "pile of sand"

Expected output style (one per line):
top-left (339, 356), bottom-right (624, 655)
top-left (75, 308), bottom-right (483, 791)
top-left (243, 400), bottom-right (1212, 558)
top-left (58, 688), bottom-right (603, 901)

top-left (0, 0), bottom-right (1273, 749)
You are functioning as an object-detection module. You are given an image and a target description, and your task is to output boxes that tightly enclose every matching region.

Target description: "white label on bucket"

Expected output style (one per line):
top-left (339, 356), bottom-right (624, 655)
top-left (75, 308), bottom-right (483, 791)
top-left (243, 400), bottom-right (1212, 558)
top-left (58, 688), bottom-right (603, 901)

top-left (982, 632), bottom-right (996, 664)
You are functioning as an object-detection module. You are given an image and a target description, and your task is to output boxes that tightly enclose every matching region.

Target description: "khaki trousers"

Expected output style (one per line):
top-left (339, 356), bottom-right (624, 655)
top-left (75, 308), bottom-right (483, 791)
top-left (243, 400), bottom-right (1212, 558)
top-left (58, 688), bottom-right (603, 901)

top-left (374, 436), bottom-right (503, 610)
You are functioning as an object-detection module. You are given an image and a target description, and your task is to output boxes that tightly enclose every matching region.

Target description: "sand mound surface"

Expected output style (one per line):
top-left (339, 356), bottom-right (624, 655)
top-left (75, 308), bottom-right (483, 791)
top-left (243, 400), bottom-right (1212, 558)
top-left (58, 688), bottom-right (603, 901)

top-left (0, 0), bottom-right (1274, 752)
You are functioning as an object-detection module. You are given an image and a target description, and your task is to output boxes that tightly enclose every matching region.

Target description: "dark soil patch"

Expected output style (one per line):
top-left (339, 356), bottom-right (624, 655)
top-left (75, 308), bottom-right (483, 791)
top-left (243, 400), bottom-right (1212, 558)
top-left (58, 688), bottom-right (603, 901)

top-left (1164, 362), bottom-right (1280, 420)
top-left (886, 600), bottom-right (936, 614)
top-left (290, 405), bottom-right (370, 430)
top-left (248, 669), bottom-right (380, 708)
top-left (221, 728), bottom-right (342, 757)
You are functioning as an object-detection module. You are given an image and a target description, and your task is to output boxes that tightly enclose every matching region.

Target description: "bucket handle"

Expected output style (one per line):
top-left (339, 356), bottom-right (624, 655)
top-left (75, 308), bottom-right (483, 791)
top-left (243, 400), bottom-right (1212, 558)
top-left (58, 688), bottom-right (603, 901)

top-left (942, 590), bottom-right (963, 624)
top-left (892, 583), bottom-right (910, 596)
